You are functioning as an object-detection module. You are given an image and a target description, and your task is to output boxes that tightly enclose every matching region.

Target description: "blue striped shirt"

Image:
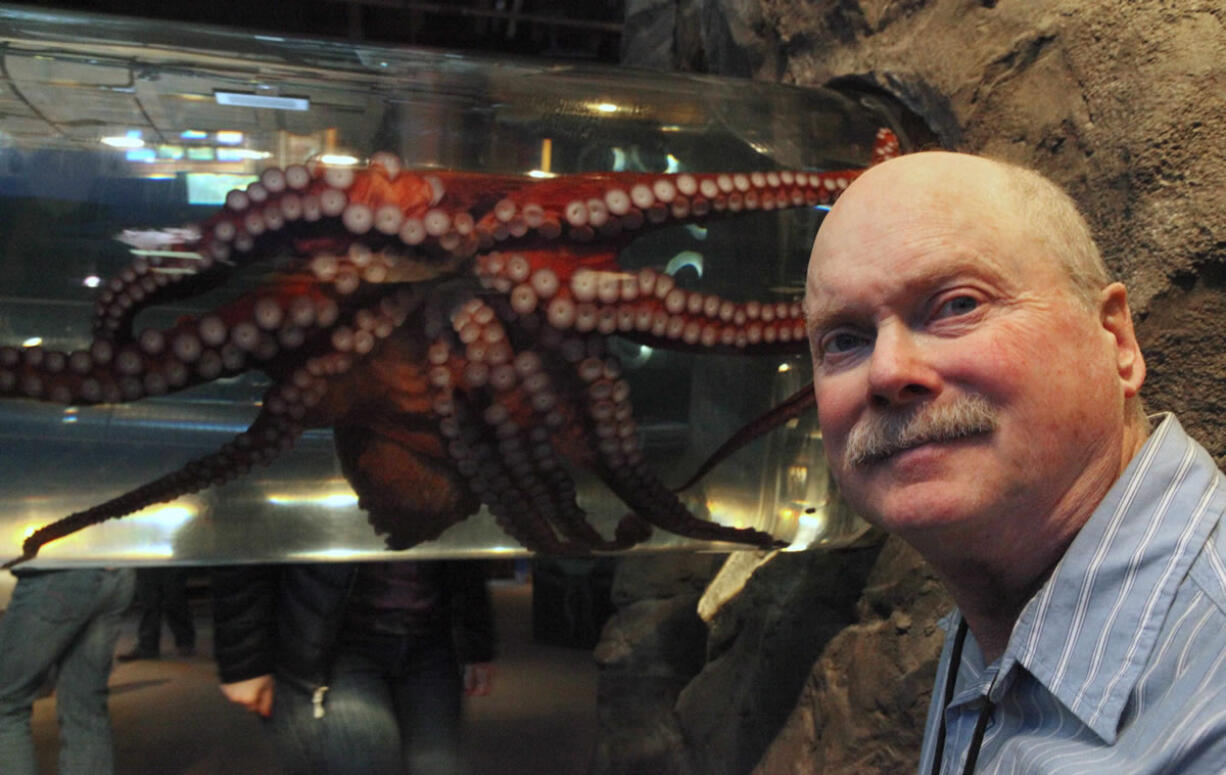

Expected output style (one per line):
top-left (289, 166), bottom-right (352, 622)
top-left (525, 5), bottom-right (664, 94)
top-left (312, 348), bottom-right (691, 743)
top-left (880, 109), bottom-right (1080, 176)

top-left (918, 414), bottom-right (1226, 774)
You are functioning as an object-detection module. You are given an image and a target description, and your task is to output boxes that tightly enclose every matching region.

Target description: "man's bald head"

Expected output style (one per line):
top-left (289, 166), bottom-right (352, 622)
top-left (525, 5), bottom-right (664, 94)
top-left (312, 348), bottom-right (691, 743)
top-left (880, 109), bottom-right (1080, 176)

top-left (813, 151), bottom-right (1112, 308)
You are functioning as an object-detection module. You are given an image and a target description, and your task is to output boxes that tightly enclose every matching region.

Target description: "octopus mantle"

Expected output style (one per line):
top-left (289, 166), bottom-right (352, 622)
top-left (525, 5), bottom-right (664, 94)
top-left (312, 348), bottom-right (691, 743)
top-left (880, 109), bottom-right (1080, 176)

top-left (0, 131), bottom-right (899, 567)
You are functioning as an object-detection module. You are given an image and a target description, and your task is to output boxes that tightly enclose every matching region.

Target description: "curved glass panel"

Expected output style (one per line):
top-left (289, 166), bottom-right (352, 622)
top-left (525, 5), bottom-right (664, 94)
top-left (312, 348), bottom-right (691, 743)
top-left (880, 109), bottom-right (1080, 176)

top-left (0, 6), bottom-right (883, 566)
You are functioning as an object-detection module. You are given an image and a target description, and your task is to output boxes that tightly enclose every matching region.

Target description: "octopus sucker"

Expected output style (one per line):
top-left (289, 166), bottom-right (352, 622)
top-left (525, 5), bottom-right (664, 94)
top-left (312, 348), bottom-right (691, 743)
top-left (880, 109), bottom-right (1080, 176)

top-left (450, 337), bottom-right (638, 552)
top-left (1, 130), bottom-right (902, 567)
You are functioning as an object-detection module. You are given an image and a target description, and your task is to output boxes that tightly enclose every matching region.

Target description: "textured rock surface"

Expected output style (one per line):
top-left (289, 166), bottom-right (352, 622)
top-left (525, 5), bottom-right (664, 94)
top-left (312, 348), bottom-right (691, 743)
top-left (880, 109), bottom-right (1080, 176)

top-left (607, 3), bottom-right (1226, 773)
top-left (1134, 263), bottom-right (1226, 469)
top-left (591, 554), bottom-right (723, 775)
top-left (752, 539), bottom-right (949, 774)
top-left (677, 545), bottom-right (881, 775)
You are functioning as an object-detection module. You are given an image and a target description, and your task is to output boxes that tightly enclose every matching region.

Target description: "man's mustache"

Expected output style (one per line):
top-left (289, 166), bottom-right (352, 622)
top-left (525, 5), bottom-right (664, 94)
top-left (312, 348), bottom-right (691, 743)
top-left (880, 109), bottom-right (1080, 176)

top-left (845, 395), bottom-right (998, 467)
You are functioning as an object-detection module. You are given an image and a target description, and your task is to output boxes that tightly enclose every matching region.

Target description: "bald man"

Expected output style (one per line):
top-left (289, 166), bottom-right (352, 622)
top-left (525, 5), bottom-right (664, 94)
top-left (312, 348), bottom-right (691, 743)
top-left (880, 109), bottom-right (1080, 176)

top-left (804, 152), bottom-right (1226, 773)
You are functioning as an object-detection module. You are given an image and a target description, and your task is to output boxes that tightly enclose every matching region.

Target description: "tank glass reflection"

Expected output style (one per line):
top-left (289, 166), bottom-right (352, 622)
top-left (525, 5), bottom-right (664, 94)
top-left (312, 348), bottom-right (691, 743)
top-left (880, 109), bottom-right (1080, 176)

top-left (0, 6), bottom-right (876, 565)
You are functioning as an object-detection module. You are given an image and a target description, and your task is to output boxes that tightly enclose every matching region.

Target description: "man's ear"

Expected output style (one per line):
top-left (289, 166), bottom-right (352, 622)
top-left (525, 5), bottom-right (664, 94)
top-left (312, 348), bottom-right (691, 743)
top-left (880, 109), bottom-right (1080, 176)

top-left (1098, 282), bottom-right (1146, 398)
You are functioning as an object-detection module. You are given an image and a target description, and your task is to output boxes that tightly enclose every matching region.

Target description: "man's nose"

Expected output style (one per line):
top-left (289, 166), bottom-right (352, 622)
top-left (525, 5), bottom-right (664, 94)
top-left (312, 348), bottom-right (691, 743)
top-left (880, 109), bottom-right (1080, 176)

top-left (866, 325), bottom-right (940, 408)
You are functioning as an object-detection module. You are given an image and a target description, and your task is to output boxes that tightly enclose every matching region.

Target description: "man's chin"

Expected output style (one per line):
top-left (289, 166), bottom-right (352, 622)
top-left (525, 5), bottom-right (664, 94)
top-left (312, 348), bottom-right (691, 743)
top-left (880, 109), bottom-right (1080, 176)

top-left (847, 482), bottom-right (983, 536)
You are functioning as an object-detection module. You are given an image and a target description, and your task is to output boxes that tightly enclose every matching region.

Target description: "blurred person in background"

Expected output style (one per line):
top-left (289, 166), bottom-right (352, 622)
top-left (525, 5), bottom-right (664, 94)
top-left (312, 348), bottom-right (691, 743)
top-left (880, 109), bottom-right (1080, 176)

top-left (213, 560), bottom-right (494, 775)
top-left (117, 566), bottom-right (195, 660)
top-left (0, 567), bottom-right (135, 775)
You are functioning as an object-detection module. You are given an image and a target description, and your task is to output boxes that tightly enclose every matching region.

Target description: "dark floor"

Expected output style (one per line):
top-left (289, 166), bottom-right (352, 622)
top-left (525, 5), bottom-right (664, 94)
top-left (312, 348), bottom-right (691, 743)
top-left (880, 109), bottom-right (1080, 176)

top-left (30, 581), bottom-right (599, 774)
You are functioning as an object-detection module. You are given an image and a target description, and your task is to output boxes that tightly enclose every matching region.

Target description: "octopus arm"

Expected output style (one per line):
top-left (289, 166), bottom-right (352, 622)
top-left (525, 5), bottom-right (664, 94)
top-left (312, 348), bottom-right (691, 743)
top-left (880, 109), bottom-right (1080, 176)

top-left (438, 389), bottom-right (645, 554)
top-left (470, 165), bottom-right (861, 250)
top-left (425, 296), bottom-right (647, 553)
top-left (2, 283), bottom-right (347, 407)
top-left (673, 381), bottom-right (817, 493)
top-left (1, 285), bottom-right (419, 566)
top-left (594, 458), bottom-right (780, 548)
top-left (472, 246), bottom-right (810, 353)
top-left (545, 331), bottom-right (779, 549)
top-left (3, 406), bottom-right (301, 570)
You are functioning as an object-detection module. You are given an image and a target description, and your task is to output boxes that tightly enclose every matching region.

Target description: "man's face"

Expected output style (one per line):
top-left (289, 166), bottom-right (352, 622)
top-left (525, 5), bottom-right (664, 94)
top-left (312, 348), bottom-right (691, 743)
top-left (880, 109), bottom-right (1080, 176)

top-left (804, 156), bottom-right (1137, 551)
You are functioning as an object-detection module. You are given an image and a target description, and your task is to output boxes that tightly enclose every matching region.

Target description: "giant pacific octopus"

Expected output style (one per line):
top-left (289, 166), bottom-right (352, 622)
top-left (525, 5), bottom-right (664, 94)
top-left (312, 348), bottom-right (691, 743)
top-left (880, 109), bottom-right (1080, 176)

top-left (1, 129), bottom-right (899, 568)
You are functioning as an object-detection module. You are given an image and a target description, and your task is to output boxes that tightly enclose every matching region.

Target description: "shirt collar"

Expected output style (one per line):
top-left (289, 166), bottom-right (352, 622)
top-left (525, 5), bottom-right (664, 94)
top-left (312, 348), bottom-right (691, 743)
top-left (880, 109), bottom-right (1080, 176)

top-left (1004, 413), bottom-right (1224, 743)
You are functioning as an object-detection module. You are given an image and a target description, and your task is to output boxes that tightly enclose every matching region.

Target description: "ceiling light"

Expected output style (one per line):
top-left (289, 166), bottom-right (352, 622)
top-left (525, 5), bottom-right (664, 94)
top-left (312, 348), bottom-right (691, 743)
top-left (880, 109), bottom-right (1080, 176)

top-left (214, 91), bottom-right (309, 111)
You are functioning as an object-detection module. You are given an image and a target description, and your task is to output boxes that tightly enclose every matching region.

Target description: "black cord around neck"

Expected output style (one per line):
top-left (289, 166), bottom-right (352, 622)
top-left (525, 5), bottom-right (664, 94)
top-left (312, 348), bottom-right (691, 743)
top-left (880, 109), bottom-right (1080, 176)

top-left (930, 617), bottom-right (996, 775)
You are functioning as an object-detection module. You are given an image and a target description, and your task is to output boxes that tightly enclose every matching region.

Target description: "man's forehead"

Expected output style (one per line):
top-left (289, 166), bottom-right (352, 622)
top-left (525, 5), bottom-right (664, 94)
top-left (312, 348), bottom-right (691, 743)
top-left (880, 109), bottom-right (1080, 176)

top-left (803, 155), bottom-right (1029, 314)
top-left (811, 152), bottom-right (1017, 240)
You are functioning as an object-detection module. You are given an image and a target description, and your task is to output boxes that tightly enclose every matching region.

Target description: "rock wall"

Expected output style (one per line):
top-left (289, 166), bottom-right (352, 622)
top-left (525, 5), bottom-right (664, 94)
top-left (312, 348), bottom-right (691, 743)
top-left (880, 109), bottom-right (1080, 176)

top-left (592, 554), bottom-right (723, 775)
top-left (677, 544), bottom-right (881, 775)
top-left (597, 2), bottom-right (1226, 773)
top-left (750, 540), bottom-right (948, 773)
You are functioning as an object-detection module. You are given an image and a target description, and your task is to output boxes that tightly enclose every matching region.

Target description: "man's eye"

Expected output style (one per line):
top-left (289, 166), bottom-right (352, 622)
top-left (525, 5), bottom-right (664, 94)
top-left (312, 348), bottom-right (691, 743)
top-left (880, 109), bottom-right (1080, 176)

top-left (821, 331), bottom-right (867, 355)
top-left (934, 295), bottom-right (979, 318)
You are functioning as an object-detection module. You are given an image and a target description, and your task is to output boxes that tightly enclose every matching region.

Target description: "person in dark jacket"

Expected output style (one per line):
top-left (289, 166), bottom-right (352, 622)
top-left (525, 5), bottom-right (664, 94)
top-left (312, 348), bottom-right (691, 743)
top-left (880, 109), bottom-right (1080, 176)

top-left (212, 561), bottom-right (495, 775)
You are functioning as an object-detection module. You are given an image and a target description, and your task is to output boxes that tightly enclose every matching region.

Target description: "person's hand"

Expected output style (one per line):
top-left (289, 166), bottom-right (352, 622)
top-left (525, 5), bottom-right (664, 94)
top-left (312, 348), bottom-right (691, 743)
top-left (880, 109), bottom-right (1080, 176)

top-left (220, 674), bottom-right (275, 717)
top-left (464, 663), bottom-right (495, 697)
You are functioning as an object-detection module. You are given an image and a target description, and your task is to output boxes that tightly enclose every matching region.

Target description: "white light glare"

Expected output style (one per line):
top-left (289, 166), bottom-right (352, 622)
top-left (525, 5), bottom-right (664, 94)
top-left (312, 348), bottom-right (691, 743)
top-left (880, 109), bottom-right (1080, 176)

top-left (665, 250), bottom-right (704, 280)
top-left (268, 492), bottom-right (359, 509)
top-left (83, 275), bottom-right (101, 288)
top-left (291, 548), bottom-right (370, 560)
top-left (218, 148), bottom-right (272, 161)
top-left (101, 135), bottom-right (144, 149)
top-left (319, 154), bottom-right (359, 167)
top-left (131, 504), bottom-right (197, 529)
top-left (214, 92), bottom-right (309, 111)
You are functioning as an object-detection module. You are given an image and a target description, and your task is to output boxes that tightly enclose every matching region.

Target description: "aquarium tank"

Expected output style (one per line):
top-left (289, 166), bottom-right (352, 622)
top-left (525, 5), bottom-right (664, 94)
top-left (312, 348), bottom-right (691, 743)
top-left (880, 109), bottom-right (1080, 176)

top-left (0, 4), bottom-right (894, 567)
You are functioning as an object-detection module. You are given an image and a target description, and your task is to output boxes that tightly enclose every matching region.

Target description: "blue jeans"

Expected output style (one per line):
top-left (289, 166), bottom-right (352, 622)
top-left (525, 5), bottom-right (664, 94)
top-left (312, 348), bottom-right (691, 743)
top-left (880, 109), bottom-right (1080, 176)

top-left (0, 568), bottom-right (135, 775)
top-left (269, 633), bottom-right (464, 775)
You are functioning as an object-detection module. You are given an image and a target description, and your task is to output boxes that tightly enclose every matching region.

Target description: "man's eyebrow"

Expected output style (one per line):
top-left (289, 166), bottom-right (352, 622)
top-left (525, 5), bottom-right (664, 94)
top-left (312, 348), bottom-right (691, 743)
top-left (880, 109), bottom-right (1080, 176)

top-left (802, 303), bottom-right (857, 337)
